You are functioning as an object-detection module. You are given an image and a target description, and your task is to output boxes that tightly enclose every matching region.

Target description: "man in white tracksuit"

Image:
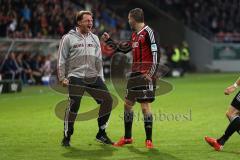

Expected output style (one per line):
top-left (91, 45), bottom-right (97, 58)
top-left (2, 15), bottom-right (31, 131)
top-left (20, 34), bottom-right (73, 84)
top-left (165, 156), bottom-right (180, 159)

top-left (58, 11), bottom-right (114, 147)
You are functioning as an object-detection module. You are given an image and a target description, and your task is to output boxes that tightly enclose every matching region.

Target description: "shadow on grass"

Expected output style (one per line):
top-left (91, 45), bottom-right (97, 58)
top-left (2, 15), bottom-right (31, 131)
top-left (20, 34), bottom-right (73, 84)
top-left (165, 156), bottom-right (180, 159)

top-left (61, 144), bottom-right (180, 160)
top-left (125, 146), bottom-right (181, 160)
top-left (62, 144), bottom-right (117, 160)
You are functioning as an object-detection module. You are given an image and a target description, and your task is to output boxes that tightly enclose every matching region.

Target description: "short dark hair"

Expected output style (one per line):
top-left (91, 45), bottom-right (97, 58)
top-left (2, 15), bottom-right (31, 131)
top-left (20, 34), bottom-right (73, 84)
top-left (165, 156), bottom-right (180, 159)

top-left (75, 10), bottom-right (92, 22)
top-left (129, 8), bottom-right (144, 23)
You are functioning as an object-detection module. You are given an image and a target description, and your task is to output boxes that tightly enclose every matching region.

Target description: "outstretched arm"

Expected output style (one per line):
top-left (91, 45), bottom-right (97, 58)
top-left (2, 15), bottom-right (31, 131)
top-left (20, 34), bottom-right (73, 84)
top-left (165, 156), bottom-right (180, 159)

top-left (224, 77), bottom-right (240, 95)
top-left (101, 32), bottom-right (132, 54)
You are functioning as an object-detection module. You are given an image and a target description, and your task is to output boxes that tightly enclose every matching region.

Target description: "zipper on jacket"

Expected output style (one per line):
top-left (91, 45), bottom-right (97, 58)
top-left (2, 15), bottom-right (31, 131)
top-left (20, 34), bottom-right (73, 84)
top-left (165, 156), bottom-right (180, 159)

top-left (84, 36), bottom-right (87, 77)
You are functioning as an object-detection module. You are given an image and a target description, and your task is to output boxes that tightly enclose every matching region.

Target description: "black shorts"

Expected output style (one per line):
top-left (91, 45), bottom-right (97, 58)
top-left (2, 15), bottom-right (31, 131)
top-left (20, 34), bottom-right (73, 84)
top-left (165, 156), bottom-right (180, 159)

top-left (125, 72), bottom-right (156, 104)
top-left (68, 76), bottom-right (110, 104)
top-left (231, 91), bottom-right (240, 110)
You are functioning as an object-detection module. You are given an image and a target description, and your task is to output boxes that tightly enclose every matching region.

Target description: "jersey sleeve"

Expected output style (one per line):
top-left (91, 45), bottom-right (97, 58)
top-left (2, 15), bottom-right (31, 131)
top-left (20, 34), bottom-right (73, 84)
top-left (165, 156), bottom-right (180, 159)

top-left (105, 37), bottom-right (132, 54)
top-left (57, 35), bottom-right (70, 81)
top-left (145, 28), bottom-right (161, 78)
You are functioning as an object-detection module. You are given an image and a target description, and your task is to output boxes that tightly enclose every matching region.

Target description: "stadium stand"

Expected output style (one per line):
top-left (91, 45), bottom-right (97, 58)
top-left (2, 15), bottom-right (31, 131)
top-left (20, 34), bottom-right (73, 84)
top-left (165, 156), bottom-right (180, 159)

top-left (149, 0), bottom-right (240, 42)
top-left (0, 0), bottom-right (129, 39)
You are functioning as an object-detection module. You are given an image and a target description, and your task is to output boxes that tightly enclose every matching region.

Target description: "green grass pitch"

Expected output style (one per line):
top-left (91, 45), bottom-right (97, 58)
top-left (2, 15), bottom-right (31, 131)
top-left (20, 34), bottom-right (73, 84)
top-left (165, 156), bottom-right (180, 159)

top-left (0, 73), bottom-right (240, 160)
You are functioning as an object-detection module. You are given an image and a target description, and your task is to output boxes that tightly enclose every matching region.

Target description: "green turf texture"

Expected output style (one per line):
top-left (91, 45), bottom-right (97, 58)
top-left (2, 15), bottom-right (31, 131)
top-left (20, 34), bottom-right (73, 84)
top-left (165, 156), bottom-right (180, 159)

top-left (0, 73), bottom-right (240, 160)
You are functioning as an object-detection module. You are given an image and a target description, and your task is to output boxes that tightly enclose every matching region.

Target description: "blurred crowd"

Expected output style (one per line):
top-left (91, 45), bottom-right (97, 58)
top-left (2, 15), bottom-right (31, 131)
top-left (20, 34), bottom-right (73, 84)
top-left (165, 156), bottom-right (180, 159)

top-left (1, 0), bottom-right (239, 42)
top-left (0, 52), bottom-right (53, 84)
top-left (161, 41), bottom-right (192, 77)
top-left (0, 0), bottom-right (129, 39)
top-left (150, 0), bottom-right (240, 42)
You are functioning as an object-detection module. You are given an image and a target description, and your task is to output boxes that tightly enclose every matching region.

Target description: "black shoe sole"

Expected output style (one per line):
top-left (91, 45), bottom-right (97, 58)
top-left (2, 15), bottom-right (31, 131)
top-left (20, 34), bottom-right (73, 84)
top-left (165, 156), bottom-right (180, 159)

top-left (95, 138), bottom-right (113, 145)
top-left (61, 139), bottom-right (70, 147)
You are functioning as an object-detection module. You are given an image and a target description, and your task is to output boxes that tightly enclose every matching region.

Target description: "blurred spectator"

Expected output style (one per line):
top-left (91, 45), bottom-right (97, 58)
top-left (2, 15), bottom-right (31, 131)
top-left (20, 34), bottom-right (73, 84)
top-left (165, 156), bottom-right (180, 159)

top-left (2, 52), bottom-right (22, 80)
top-left (6, 11), bottom-right (17, 37)
top-left (16, 53), bottom-right (35, 84)
top-left (0, 51), bottom-right (56, 84)
top-left (21, 4), bottom-right (31, 22)
top-left (180, 41), bottom-right (190, 73)
top-left (16, 53), bottom-right (24, 80)
top-left (164, 43), bottom-right (192, 77)
top-left (42, 55), bottom-right (52, 76)
top-left (29, 55), bottom-right (43, 85)
top-left (171, 45), bottom-right (181, 69)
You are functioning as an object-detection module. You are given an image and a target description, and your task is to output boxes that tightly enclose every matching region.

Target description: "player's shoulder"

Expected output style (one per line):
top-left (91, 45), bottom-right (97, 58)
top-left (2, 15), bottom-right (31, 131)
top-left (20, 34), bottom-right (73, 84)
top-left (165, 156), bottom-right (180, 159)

top-left (62, 28), bottom-right (77, 39)
top-left (60, 34), bottom-right (70, 44)
top-left (60, 32), bottom-right (71, 41)
top-left (143, 25), bottom-right (158, 41)
top-left (144, 25), bottom-right (154, 34)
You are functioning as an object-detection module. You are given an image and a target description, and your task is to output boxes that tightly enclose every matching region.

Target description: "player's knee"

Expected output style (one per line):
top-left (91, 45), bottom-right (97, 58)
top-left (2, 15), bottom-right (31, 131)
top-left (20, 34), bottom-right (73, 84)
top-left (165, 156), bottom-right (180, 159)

top-left (107, 95), bottom-right (113, 104)
top-left (68, 111), bottom-right (78, 122)
top-left (141, 106), bottom-right (149, 114)
top-left (226, 110), bottom-right (236, 120)
top-left (102, 95), bottom-right (113, 108)
top-left (141, 103), bottom-right (151, 114)
top-left (69, 99), bottom-right (80, 113)
top-left (142, 107), bottom-right (149, 115)
top-left (124, 99), bottom-right (134, 112)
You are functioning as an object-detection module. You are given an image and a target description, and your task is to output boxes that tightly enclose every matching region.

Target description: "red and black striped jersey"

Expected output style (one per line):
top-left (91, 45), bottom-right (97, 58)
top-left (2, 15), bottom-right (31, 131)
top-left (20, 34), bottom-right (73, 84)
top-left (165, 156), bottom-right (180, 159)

top-left (105, 25), bottom-right (160, 78)
top-left (130, 25), bottom-right (160, 77)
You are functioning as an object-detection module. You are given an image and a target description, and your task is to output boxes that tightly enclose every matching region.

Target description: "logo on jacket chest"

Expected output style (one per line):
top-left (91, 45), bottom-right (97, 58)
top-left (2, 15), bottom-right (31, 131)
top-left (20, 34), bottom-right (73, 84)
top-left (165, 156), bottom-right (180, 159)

top-left (73, 43), bottom-right (95, 49)
top-left (73, 43), bottom-right (84, 48)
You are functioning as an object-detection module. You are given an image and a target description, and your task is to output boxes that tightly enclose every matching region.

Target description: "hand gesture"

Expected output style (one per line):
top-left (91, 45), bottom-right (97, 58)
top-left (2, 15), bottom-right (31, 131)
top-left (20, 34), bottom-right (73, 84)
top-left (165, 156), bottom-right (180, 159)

top-left (101, 32), bottom-right (110, 41)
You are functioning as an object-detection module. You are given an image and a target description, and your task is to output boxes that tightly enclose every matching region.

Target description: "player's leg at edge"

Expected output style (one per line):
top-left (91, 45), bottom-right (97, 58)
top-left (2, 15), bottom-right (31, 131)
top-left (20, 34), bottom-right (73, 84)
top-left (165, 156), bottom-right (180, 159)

top-left (114, 99), bottom-right (154, 149)
top-left (205, 105), bottom-right (240, 151)
top-left (114, 99), bottom-right (134, 147)
top-left (141, 102), bottom-right (154, 149)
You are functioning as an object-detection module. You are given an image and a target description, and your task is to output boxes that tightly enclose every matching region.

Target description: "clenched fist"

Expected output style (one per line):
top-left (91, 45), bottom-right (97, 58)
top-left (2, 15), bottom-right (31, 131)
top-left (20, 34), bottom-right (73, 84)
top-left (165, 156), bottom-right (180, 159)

top-left (101, 32), bottom-right (110, 42)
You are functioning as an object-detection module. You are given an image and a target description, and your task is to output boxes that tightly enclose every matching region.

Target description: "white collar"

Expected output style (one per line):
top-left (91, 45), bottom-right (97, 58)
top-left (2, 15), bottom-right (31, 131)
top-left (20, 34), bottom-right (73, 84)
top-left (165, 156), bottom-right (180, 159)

top-left (76, 27), bottom-right (90, 37)
top-left (137, 25), bottom-right (148, 35)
